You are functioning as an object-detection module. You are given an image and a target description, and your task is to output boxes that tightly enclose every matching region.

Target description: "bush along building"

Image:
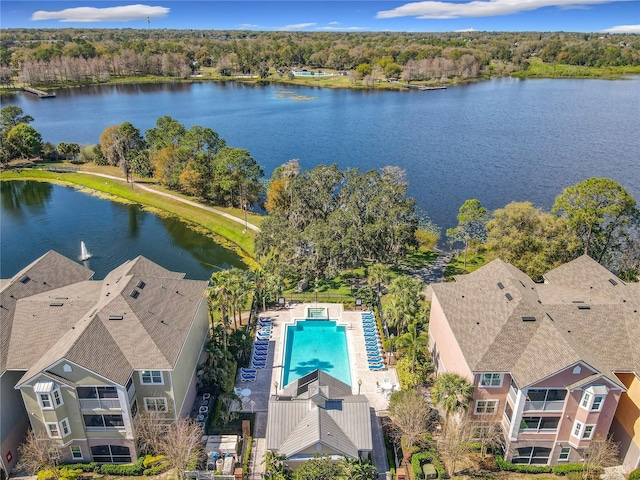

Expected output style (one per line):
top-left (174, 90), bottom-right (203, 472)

top-left (429, 255), bottom-right (640, 472)
top-left (1, 251), bottom-right (208, 473)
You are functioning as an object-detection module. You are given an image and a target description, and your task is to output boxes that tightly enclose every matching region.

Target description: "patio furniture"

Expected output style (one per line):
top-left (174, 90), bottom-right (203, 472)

top-left (369, 363), bottom-right (385, 371)
top-left (240, 368), bottom-right (257, 375)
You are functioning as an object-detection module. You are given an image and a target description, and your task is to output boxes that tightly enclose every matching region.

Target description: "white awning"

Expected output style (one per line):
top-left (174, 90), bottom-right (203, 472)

top-left (586, 385), bottom-right (608, 395)
top-left (33, 381), bottom-right (54, 393)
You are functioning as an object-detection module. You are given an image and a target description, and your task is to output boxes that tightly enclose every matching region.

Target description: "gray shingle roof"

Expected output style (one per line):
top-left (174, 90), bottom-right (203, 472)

top-left (267, 370), bottom-right (372, 458)
top-left (432, 255), bottom-right (639, 388)
top-left (5, 252), bottom-right (206, 387)
top-left (1, 251), bottom-right (94, 374)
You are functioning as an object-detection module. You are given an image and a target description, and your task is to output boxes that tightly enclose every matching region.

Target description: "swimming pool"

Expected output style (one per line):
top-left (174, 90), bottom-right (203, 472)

top-left (282, 320), bottom-right (351, 387)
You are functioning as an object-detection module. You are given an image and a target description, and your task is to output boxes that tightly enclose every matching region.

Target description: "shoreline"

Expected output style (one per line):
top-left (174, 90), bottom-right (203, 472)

top-left (0, 168), bottom-right (261, 270)
top-left (3, 65), bottom-right (639, 98)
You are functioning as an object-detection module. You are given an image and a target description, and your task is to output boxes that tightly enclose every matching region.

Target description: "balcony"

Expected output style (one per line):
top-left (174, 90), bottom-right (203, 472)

top-left (79, 398), bottom-right (122, 410)
top-left (523, 400), bottom-right (565, 412)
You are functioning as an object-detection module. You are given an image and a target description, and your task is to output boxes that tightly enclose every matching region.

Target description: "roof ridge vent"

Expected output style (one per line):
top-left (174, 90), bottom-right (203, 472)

top-left (577, 305), bottom-right (591, 310)
top-left (505, 293), bottom-right (513, 301)
top-left (108, 315), bottom-right (124, 321)
top-left (522, 316), bottom-right (536, 322)
top-left (497, 282), bottom-right (505, 289)
top-left (608, 278), bottom-right (618, 286)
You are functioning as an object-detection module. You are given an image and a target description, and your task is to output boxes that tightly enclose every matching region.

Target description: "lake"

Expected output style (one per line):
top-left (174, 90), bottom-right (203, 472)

top-left (0, 180), bottom-right (247, 279)
top-left (3, 77), bottom-right (640, 233)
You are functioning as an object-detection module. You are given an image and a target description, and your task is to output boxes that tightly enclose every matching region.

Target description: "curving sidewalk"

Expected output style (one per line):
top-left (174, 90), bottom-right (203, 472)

top-left (77, 171), bottom-right (261, 232)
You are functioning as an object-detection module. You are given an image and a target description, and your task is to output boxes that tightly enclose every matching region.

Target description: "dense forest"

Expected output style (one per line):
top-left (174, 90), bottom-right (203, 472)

top-left (1, 29), bottom-right (639, 87)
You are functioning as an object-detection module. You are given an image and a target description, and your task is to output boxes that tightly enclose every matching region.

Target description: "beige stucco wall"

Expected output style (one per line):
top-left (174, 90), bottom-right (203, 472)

top-left (612, 373), bottom-right (640, 471)
top-left (428, 294), bottom-right (473, 381)
top-left (171, 296), bottom-right (208, 417)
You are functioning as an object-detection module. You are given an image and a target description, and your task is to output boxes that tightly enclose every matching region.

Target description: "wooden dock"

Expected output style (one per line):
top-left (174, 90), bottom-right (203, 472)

top-left (23, 86), bottom-right (56, 98)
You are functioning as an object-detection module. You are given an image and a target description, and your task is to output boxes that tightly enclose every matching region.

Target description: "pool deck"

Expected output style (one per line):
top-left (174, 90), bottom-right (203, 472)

top-left (233, 303), bottom-right (397, 478)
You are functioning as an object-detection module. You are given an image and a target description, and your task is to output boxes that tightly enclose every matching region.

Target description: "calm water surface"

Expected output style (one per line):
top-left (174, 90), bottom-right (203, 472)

top-left (0, 181), bottom-right (246, 279)
top-left (3, 77), bottom-right (639, 232)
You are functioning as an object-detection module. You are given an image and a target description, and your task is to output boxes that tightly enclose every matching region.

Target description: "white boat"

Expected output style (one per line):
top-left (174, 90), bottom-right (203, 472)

top-left (80, 241), bottom-right (92, 261)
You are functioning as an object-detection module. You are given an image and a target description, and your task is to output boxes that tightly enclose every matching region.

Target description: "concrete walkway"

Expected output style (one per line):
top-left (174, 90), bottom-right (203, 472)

top-left (75, 170), bottom-right (261, 232)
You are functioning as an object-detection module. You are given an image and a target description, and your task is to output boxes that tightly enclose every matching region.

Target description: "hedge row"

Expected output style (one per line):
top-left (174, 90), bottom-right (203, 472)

top-left (143, 461), bottom-right (171, 476)
top-left (552, 463), bottom-right (585, 475)
top-left (242, 436), bottom-right (252, 477)
top-left (411, 451), bottom-right (447, 479)
top-left (99, 456), bottom-right (145, 476)
top-left (495, 455), bottom-right (552, 474)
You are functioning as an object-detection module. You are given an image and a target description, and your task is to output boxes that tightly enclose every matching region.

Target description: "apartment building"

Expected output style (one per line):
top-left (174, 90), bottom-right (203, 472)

top-left (1, 251), bottom-right (208, 473)
top-left (429, 255), bottom-right (640, 470)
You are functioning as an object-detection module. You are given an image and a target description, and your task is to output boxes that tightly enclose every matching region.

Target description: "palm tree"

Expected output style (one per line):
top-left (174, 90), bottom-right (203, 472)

top-left (431, 372), bottom-right (474, 422)
top-left (384, 297), bottom-right (409, 334)
top-left (227, 268), bottom-right (253, 330)
top-left (341, 457), bottom-right (377, 480)
top-left (368, 263), bottom-right (392, 301)
top-left (206, 270), bottom-right (232, 350)
top-left (395, 321), bottom-right (429, 373)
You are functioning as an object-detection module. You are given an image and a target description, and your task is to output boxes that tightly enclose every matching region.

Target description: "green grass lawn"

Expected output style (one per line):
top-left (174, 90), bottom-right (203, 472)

top-left (514, 59), bottom-right (640, 78)
top-left (444, 251), bottom-right (488, 281)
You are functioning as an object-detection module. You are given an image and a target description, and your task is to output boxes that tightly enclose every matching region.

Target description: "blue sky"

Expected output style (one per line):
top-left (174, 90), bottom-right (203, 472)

top-left (1, 1), bottom-right (639, 33)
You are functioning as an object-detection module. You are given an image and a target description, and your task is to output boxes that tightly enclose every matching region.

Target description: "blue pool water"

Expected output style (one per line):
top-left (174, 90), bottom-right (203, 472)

top-left (282, 320), bottom-right (351, 387)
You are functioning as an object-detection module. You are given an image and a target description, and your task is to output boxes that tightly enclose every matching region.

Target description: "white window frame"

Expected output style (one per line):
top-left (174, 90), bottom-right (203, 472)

top-left (572, 421), bottom-right (595, 440)
top-left (558, 447), bottom-right (571, 462)
top-left (39, 393), bottom-right (53, 410)
top-left (580, 387), bottom-right (607, 412)
top-left (582, 425), bottom-right (595, 440)
top-left (53, 389), bottom-right (63, 407)
top-left (474, 399), bottom-right (499, 415)
top-left (140, 370), bottom-right (163, 385)
top-left (479, 373), bottom-right (503, 387)
top-left (572, 421), bottom-right (584, 438)
top-left (46, 422), bottom-right (61, 439)
top-left (60, 418), bottom-right (71, 437)
top-left (144, 397), bottom-right (167, 412)
top-left (70, 446), bottom-right (83, 460)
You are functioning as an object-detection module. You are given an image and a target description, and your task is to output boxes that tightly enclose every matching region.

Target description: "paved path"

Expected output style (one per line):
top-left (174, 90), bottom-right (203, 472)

top-left (76, 170), bottom-right (261, 232)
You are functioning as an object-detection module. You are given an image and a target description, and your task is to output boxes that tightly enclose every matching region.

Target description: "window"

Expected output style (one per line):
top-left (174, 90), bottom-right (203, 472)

top-left (144, 397), bottom-right (167, 412)
top-left (91, 445), bottom-right (131, 463)
top-left (525, 389), bottom-right (567, 411)
top-left (83, 414), bottom-right (125, 430)
top-left (573, 365), bottom-right (582, 374)
top-left (558, 447), bottom-right (571, 462)
top-left (580, 387), bottom-right (607, 412)
top-left (475, 400), bottom-right (499, 414)
top-left (60, 418), bottom-right (71, 437)
top-left (582, 425), bottom-right (595, 440)
top-left (53, 389), bottom-right (63, 407)
top-left (519, 416), bottom-right (559, 432)
top-left (480, 373), bottom-right (503, 387)
top-left (140, 370), bottom-right (163, 385)
top-left (63, 364), bottom-right (72, 372)
top-left (504, 402), bottom-right (513, 424)
top-left (46, 423), bottom-right (61, 438)
top-left (70, 446), bottom-right (83, 460)
top-left (572, 421), bottom-right (584, 438)
top-left (592, 396), bottom-right (604, 411)
top-left (39, 393), bottom-right (53, 409)
top-left (512, 447), bottom-right (551, 465)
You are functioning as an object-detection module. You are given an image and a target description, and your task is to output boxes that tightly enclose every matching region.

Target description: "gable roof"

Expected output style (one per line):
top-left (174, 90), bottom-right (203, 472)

top-left (1, 251), bottom-right (94, 374)
top-left (4, 252), bottom-right (207, 387)
top-left (431, 255), bottom-right (639, 389)
top-left (267, 370), bottom-right (372, 458)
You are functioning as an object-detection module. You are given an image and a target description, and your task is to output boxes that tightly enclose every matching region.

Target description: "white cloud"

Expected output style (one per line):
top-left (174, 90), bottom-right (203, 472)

top-left (238, 23), bottom-right (261, 28)
top-left (377, 0), bottom-right (630, 20)
top-left (601, 24), bottom-right (640, 33)
top-left (328, 21), bottom-right (340, 25)
top-left (32, 4), bottom-right (169, 23)
top-left (455, 28), bottom-right (478, 31)
top-left (278, 22), bottom-right (317, 30)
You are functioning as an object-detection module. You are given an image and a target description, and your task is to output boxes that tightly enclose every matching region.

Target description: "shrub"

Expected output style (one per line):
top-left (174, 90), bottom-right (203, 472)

top-left (411, 451), bottom-right (447, 479)
top-left (143, 455), bottom-right (165, 468)
top-left (61, 463), bottom-right (99, 473)
top-left (242, 436), bottom-right (252, 476)
top-left (99, 456), bottom-right (145, 476)
top-left (495, 455), bottom-right (552, 474)
top-left (143, 461), bottom-right (171, 476)
top-left (629, 468), bottom-right (640, 480)
top-left (553, 463), bottom-right (585, 475)
top-left (38, 468), bottom-right (82, 480)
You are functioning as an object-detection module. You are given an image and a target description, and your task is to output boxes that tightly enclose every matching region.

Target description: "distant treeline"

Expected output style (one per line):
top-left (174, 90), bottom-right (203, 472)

top-left (1, 29), bottom-right (638, 86)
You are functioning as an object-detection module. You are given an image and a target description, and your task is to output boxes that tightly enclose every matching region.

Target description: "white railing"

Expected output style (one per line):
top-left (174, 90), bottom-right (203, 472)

top-left (523, 400), bottom-right (565, 412)
top-left (79, 398), bottom-right (121, 410)
top-left (85, 426), bottom-right (126, 432)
